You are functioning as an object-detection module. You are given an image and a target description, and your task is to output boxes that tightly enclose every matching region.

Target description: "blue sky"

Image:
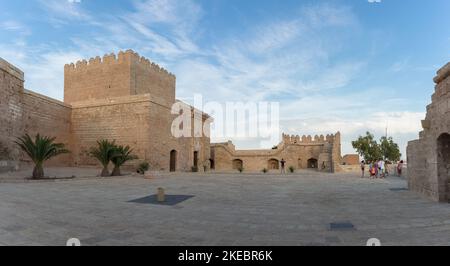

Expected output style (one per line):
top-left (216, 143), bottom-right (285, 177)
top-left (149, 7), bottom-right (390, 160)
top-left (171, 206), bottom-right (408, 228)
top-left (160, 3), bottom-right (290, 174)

top-left (1, 0), bottom-right (449, 156)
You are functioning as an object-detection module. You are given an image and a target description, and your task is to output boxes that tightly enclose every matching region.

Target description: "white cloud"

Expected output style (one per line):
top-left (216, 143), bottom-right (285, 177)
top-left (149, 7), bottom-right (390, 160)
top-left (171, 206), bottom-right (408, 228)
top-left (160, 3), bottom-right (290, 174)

top-left (0, 1), bottom-right (424, 156)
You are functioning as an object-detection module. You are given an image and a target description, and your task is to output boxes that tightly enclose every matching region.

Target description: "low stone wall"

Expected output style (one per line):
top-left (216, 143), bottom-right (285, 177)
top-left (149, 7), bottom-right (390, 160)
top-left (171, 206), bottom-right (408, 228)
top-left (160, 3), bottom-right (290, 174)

top-left (0, 161), bottom-right (19, 173)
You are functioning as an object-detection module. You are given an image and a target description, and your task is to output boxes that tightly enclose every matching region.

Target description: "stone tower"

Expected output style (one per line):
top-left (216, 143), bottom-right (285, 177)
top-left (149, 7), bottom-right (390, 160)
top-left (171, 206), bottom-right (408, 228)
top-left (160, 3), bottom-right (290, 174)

top-left (64, 50), bottom-right (176, 106)
top-left (408, 62), bottom-right (450, 202)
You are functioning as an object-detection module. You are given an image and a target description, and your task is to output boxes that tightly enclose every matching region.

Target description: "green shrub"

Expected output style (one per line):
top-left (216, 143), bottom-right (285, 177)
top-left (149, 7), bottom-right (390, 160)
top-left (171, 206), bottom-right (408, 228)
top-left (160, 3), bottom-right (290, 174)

top-left (289, 166), bottom-right (295, 173)
top-left (137, 162), bottom-right (150, 175)
top-left (110, 145), bottom-right (138, 176)
top-left (89, 140), bottom-right (116, 177)
top-left (15, 134), bottom-right (69, 179)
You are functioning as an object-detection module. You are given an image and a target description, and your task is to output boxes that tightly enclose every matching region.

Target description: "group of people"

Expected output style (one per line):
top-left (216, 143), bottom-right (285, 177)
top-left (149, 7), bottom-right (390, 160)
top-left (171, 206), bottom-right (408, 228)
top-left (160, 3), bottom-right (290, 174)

top-left (360, 160), bottom-right (404, 179)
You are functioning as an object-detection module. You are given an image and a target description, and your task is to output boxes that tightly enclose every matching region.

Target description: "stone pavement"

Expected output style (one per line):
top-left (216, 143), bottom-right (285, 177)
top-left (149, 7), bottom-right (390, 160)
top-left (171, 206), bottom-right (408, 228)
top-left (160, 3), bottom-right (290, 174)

top-left (0, 169), bottom-right (449, 246)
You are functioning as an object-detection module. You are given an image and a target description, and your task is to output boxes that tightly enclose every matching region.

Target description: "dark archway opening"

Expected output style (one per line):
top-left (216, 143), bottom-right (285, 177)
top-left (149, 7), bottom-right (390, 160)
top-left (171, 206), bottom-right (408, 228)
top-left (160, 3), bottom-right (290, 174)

top-left (437, 133), bottom-right (450, 202)
top-left (170, 150), bottom-right (177, 172)
top-left (268, 159), bottom-right (280, 170)
top-left (232, 159), bottom-right (243, 170)
top-left (209, 159), bottom-right (215, 170)
top-left (307, 158), bottom-right (318, 169)
top-left (193, 151), bottom-right (199, 168)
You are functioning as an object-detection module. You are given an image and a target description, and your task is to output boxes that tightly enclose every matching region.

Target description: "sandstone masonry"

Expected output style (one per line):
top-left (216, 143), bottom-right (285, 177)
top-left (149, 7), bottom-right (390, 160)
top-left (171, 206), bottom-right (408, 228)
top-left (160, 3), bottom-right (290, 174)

top-left (211, 132), bottom-right (342, 173)
top-left (0, 51), bottom-right (210, 172)
top-left (408, 61), bottom-right (450, 202)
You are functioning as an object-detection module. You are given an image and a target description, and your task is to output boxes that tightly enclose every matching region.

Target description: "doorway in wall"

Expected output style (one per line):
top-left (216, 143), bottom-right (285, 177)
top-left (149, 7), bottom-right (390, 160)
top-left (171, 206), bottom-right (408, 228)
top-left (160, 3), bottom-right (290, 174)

top-left (437, 133), bottom-right (450, 202)
top-left (170, 150), bottom-right (177, 172)
top-left (307, 158), bottom-right (318, 169)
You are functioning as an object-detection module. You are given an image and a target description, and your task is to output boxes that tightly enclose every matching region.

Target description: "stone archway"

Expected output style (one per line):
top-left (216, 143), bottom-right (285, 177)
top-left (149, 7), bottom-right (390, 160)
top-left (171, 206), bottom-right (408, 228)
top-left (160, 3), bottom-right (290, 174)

top-left (437, 133), bottom-right (450, 202)
top-left (170, 150), bottom-right (177, 172)
top-left (307, 158), bottom-right (318, 169)
top-left (232, 159), bottom-right (243, 170)
top-left (268, 159), bottom-right (280, 170)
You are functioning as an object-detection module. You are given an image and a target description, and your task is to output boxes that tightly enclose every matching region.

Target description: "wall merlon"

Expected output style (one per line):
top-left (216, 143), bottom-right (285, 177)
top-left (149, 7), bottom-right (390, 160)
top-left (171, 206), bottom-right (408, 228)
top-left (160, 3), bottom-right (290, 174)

top-left (103, 53), bottom-right (116, 64)
top-left (65, 50), bottom-right (176, 80)
top-left (282, 133), bottom-right (333, 144)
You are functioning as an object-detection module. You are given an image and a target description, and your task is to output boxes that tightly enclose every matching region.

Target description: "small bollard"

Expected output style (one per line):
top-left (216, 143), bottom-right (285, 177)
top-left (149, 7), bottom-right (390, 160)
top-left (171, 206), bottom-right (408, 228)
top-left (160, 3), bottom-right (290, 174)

top-left (157, 188), bottom-right (165, 202)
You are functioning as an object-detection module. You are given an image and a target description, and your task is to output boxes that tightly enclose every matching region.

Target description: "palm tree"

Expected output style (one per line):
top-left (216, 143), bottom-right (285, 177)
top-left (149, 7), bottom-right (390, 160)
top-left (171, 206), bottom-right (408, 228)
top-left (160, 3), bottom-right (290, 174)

top-left (89, 140), bottom-right (116, 177)
top-left (15, 134), bottom-right (69, 179)
top-left (111, 145), bottom-right (138, 176)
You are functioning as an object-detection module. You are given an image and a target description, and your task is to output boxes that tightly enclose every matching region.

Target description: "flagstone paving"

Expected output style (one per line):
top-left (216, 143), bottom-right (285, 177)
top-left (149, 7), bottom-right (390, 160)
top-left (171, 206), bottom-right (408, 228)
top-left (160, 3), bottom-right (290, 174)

top-left (0, 169), bottom-right (449, 246)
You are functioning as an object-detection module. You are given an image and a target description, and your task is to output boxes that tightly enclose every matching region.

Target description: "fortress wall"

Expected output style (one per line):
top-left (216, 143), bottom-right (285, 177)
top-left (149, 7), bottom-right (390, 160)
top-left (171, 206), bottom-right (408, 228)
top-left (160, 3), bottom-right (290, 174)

top-left (0, 58), bottom-right (25, 165)
top-left (70, 95), bottom-right (153, 167)
top-left (211, 141), bottom-right (328, 172)
top-left (70, 94), bottom-right (209, 172)
top-left (407, 62), bottom-right (450, 202)
top-left (21, 90), bottom-right (72, 166)
top-left (1, 58), bottom-right (72, 169)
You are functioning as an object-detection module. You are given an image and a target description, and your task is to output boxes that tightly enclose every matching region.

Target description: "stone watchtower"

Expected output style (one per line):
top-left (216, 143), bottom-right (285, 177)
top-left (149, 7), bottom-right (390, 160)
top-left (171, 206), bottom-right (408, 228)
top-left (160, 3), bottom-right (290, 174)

top-left (408, 62), bottom-right (450, 202)
top-left (64, 50), bottom-right (176, 106)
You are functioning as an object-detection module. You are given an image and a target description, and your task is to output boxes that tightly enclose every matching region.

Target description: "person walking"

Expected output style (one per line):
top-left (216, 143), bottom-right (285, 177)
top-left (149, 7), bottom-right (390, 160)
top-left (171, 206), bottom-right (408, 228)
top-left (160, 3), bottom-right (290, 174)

top-left (280, 158), bottom-right (286, 174)
top-left (378, 159), bottom-right (385, 178)
top-left (360, 160), bottom-right (365, 178)
top-left (397, 160), bottom-right (404, 177)
top-left (369, 162), bottom-right (376, 179)
top-left (373, 161), bottom-right (379, 178)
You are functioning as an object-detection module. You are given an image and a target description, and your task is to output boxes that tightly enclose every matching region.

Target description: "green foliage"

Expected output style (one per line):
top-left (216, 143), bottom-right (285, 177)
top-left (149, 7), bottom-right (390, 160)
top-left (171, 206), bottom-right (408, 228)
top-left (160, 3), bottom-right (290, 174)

top-left (262, 168), bottom-right (268, 173)
top-left (89, 140), bottom-right (117, 177)
top-left (380, 136), bottom-right (402, 162)
top-left (90, 140), bottom-right (116, 167)
top-left (137, 162), bottom-right (150, 175)
top-left (352, 132), bottom-right (401, 162)
top-left (111, 145), bottom-right (137, 168)
top-left (288, 166), bottom-right (295, 173)
top-left (15, 134), bottom-right (69, 179)
top-left (238, 167), bottom-right (244, 173)
top-left (111, 145), bottom-right (138, 176)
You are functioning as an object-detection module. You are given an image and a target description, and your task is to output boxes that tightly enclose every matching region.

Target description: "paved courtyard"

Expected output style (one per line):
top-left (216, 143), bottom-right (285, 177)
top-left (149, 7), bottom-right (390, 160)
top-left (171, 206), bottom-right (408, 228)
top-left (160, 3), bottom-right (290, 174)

top-left (0, 169), bottom-right (450, 246)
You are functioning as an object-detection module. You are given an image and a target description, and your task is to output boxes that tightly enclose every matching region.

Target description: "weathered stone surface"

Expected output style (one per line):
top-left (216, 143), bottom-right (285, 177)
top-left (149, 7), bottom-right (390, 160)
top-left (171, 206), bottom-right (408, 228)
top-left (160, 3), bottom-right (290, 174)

top-left (211, 133), bottom-right (342, 173)
top-left (0, 51), bottom-right (210, 173)
top-left (342, 154), bottom-right (360, 165)
top-left (408, 60), bottom-right (450, 202)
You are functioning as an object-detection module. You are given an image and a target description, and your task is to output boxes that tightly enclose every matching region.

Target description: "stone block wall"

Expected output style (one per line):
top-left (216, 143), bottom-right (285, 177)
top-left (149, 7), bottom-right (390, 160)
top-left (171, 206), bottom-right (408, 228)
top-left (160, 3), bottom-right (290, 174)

top-left (211, 132), bottom-right (341, 173)
top-left (0, 58), bottom-right (24, 163)
top-left (408, 61), bottom-right (450, 202)
top-left (21, 90), bottom-right (72, 166)
top-left (1, 58), bottom-right (72, 170)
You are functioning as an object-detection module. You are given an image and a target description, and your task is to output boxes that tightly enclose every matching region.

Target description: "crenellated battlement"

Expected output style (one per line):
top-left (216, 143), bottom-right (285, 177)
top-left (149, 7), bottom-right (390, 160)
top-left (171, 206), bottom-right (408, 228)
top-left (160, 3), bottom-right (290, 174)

top-left (282, 132), bottom-right (339, 144)
top-left (64, 50), bottom-right (175, 79)
top-left (64, 50), bottom-right (177, 105)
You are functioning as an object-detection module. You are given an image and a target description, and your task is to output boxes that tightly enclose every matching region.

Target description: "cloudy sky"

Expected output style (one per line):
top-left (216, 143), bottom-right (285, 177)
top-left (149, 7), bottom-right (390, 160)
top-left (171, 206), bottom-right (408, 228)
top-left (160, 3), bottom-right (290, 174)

top-left (1, 0), bottom-right (449, 157)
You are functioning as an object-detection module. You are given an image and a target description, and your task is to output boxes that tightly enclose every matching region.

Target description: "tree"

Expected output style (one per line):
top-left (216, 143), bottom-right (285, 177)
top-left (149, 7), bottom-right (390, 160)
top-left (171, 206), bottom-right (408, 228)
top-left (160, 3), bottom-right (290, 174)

top-left (90, 140), bottom-right (116, 177)
top-left (15, 134), bottom-right (69, 179)
top-left (380, 136), bottom-right (401, 162)
top-left (352, 132), bottom-right (382, 162)
top-left (110, 145), bottom-right (138, 176)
